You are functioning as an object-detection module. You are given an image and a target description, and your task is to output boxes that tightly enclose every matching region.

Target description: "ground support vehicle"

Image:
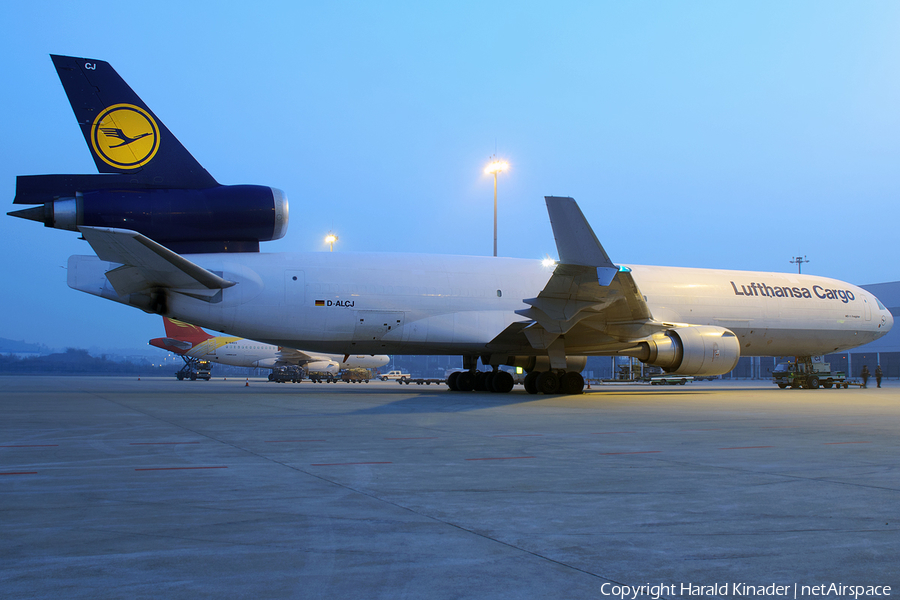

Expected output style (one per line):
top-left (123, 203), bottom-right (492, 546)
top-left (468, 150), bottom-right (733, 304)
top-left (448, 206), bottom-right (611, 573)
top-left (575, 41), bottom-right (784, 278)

top-left (402, 378), bottom-right (445, 385)
top-left (773, 358), bottom-right (848, 389)
top-left (175, 357), bottom-right (211, 381)
top-left (307, 370), bottom-right (338, 383)
top-left (380, 370), bottom-right (410, 382)
top-left (839, 380), bottom-right (866, 388)
top-left (269, 366), bottom-right (303, 383)
top-left (649, 375), bottom-right (693, 385)
top-left (342, 368), bottom-right (374, 383)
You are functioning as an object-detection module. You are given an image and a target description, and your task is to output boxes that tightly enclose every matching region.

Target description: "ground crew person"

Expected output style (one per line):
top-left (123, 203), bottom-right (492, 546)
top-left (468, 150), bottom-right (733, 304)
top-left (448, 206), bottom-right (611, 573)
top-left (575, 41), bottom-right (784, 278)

top-left (875, 365), bottom-right (883, 388)
top-left (861, 365), bottom-right (870, 388)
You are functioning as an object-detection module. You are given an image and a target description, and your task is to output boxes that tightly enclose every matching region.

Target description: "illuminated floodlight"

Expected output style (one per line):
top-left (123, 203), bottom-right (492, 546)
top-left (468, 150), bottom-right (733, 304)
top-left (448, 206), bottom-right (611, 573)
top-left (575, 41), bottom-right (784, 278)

top-left (541, 256), bottom-right (557, 269)
top-left (325, 232), bottom-right (338, 252)
top-left (484, 159), bottom-right (509, 175)
top-left (484, 156), bottom-right (510, 257)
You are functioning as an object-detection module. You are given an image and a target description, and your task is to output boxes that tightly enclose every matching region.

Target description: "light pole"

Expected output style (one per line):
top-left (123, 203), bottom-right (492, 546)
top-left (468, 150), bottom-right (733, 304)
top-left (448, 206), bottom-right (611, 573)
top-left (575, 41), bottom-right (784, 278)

top-left (325, 232), bottom-right (338, 252)
top-left (790, 255), bottom-right (808, 274)
top-left (484, 156), bottom-right (508, 257)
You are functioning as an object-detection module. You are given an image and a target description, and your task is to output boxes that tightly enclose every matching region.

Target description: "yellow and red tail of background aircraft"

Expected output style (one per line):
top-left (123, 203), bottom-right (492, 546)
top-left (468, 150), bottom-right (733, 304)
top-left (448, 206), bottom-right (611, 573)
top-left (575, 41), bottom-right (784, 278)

top-left (162, 318), bottom-right (213, 346)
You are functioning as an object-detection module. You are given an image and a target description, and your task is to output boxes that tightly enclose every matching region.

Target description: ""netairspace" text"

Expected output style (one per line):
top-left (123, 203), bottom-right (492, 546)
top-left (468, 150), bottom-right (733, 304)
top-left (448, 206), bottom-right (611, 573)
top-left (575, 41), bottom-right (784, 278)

top-left (598, 583), bottom-right (891, 599)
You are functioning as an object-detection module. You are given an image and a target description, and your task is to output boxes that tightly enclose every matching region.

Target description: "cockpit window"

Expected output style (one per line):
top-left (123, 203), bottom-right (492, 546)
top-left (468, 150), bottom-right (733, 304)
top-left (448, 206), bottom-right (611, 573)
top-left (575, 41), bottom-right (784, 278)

top-left (875, 297), bottom-right (886, 310)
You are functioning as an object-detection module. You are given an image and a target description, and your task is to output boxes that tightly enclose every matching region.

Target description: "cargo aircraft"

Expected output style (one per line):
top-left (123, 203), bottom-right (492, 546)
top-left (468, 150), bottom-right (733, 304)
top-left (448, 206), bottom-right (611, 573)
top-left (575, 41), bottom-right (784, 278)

top-left (9, 56), bottom-right (893, 394)
top-left (150, 317), bottom-right (389, 375)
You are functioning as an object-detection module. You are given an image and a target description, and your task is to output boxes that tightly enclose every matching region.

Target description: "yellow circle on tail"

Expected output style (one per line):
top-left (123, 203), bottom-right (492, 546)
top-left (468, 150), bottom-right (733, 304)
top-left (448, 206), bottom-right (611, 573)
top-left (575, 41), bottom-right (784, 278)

top-left (90, 104), bottom-right (160, 169)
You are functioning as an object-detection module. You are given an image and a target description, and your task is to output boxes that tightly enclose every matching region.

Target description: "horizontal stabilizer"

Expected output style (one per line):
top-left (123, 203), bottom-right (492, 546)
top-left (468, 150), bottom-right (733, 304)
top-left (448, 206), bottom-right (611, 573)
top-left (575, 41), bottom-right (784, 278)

top-left (78, 226), bottom-right (236, 297)
top-left (159, 337), bottom-right (193, 351)
top-left (13, 173), bottom-right (170, 205)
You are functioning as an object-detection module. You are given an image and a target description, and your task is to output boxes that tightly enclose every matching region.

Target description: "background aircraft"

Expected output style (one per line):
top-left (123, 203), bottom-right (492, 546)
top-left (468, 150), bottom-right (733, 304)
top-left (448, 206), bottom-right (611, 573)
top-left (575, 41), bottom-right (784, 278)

top-left (14, 56), bottom-right (894, 395)
top-left (150, 318), bottom-right (389, 375)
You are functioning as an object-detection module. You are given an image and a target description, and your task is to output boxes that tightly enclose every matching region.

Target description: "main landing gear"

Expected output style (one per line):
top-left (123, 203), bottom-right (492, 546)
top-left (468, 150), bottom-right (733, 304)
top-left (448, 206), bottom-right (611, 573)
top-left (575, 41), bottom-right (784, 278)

top-left (522, 370), bottom-right (585, 395)
top-left (446, 354), bottom-right (587, 395)
top-left (447, 369), bottom-right (585, 395)
top-left (447, 369), bottom-right (516, 393)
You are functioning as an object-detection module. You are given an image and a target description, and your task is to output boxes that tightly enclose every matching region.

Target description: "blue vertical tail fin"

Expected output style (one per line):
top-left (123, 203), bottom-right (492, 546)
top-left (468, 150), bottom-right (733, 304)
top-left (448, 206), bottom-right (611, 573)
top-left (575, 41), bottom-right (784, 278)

top-left (50, 55), bottom-right (217, 188)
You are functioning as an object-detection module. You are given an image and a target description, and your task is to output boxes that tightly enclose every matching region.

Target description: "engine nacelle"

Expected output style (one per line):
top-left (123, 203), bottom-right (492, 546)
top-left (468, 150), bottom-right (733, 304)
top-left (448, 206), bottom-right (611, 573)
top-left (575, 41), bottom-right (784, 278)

top-left (10, 184), bottom-right (288, 253)
top-left (306, 360), bottom-right (340, 375)
top-left (637, 326), bottom-right (740, 376)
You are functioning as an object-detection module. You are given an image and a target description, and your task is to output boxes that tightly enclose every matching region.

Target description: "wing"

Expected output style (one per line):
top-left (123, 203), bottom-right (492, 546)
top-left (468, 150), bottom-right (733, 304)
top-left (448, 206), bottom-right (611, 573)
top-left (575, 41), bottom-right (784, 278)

top-left (274, 347), bottom-right (320, 367)
top-left (492, 197), bottom-right (668, 363)
top-left (78, 226), bottom-right (236, 300)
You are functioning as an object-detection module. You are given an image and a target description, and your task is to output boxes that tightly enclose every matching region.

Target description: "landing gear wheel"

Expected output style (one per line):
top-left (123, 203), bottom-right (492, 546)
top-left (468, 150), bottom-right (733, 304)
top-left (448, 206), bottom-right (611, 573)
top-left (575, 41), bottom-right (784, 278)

top-left (559, 372), bottom-right (585, 395)
top-left (456, 371), bottom-right (475, 392)
top-left (447, 371), bottom-right (460, 391)
top-left (492, 370), bottom-right (515, 393)
top-left (536, 371), bottom-right (560, 394)
top-left (483, 371), bottom-right (496, 392)
top-left (474, 371), bottom-right (488, 391)
top-left (823, 381), bottom-right (833, 389)
top-left (524, 371), bottom-right (539, 395)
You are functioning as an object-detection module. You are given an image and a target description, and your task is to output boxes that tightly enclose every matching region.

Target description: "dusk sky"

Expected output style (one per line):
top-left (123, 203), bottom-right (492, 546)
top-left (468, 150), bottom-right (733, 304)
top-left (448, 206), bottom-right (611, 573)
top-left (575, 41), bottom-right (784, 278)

top-left (2, 1), bottom-right (899, 351)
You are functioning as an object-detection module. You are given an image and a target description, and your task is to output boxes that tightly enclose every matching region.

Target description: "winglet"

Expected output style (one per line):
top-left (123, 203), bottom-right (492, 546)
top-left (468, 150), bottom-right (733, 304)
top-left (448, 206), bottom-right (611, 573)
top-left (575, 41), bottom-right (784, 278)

top-left (544, 196), bottom-right (618, 286)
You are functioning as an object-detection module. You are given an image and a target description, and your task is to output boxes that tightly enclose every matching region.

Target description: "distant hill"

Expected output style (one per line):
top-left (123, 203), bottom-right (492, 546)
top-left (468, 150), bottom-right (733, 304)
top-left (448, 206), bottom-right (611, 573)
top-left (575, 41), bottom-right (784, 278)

top-left (0, 348), bottom-right (172, 375)
top-left (0, 337), bottom-right (54, 355)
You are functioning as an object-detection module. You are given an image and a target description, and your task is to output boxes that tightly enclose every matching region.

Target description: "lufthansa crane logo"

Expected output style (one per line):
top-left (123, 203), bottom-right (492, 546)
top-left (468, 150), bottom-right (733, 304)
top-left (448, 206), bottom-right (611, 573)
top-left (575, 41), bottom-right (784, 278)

top-left (90, 104), bottom-right (160, 169)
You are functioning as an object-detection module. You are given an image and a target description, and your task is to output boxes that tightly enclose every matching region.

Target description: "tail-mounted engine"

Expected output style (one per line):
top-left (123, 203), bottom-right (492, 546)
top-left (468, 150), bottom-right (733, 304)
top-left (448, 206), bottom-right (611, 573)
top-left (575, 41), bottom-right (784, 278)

top-left (10, 176), bottom-right (288, 254)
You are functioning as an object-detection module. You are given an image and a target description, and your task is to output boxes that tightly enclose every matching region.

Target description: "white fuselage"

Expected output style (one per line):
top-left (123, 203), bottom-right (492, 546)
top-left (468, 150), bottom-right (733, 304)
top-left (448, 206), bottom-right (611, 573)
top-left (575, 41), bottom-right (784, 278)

top-left (181, 336), bottom-right (389, 371)
top-left (72, 251), bottom-right (892, 359)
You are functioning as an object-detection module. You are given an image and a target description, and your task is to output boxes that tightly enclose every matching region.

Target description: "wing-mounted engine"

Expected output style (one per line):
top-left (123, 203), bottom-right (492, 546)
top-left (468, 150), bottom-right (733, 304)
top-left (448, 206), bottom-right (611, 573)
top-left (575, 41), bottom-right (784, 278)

top-left (306, 360), bottom-right (340, 374)
top-left (631, 326), bottom-right (740, 376)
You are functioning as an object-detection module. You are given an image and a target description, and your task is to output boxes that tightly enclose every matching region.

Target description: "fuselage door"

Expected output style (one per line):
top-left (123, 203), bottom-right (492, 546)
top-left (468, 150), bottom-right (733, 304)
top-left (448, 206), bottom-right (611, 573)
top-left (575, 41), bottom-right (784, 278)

top-left (285, 270), bottom-right (305, 305)
top-left (864, 296), bottom-right (872, 321)
top-left (196, 339), bottom-right (216, 357)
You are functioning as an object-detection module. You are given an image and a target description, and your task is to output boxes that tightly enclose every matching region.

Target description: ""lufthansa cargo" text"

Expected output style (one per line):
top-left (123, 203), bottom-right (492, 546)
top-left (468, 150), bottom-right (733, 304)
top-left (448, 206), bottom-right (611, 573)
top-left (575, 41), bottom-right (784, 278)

top-left (731, 282), bottom-right (855, 303)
